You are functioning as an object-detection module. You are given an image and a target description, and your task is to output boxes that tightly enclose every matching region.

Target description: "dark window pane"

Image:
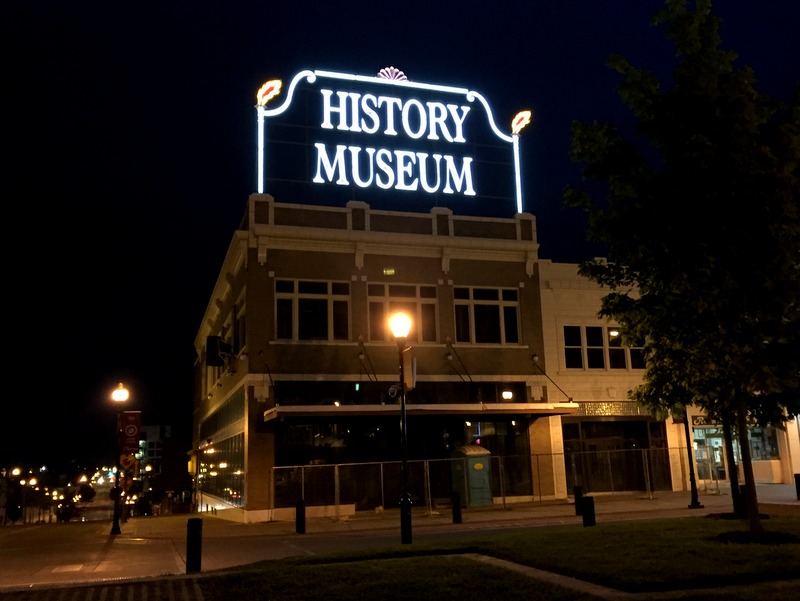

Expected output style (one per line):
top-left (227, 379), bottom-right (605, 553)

top-left (474, 305), bottom-right (501, 343)
top-left (333, 300), bottom-right (349, 340)
top-left (332, 282), bottom-right (349, 295)
top-left (453, 287), bottom-right (470, 300)
top-left (503, 306), bottom-right (519, 343)
top-left (502, 289), bottom-right (518, 301)
top-left (565, 347), bottom-right (582, 368)
top-left (473, 288), bottom-right (499, 301)
top-left (564, 326), bottom-right (582, 347)
top-left (421, 303), bottom-right (437, 342)
top-left (586, 326), bottom-right (603, 347)
top-left (299, 281), bottom-right (327, 295)
top-left (368, 284), bottom-right (385, 296)
top-left (420, 286), bottom-right (437, 298)
top-left (369, 302), bottom-right (385, 341)
top-left (298, 298), bottom-right (327, 340)
top-left (630, 348), bottom-right (646, 369)
top-left (609, 348), bottom-right (627, 369)
top-left (276, 299), bottom-right (293, 339)
top-left (276, 280), bottom-right (294, 293)
top-left (388, 285), bottom-right (416, 298)
top-left (455, 305), bottom-right (471, 342)
top-left (587, 348), bottom-right (605, 369)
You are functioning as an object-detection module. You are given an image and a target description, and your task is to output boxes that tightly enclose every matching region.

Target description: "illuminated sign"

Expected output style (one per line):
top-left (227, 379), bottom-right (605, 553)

top-left (256, 67), bottom-right (531, 213)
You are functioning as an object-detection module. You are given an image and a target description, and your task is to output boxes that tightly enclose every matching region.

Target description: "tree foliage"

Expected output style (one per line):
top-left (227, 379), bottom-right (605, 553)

top-left (564, 0), bottom-right (799, 529)
top-left (564, 0), bottom-right (799, 422)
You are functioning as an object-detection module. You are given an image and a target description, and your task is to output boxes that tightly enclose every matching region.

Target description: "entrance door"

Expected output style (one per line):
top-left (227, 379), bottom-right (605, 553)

top-left (694, 429), bottom-right (727, 482)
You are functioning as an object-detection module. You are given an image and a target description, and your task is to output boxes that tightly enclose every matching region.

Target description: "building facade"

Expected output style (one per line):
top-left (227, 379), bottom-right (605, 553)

top-left (192, 67), bottom-right (798, 522)
top-left (192, 195), bottom-right (799, 522)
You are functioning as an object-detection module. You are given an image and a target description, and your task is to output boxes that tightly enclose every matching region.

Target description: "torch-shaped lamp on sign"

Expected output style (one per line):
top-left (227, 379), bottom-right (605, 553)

top-left (389, 311), bottom-right (412, 545)
top-left (110, 383), bottom-right (129, 535)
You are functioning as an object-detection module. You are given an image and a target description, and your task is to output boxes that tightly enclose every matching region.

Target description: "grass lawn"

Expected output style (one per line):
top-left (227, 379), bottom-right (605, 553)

top-left (199, 515), bottom-right (800, 601)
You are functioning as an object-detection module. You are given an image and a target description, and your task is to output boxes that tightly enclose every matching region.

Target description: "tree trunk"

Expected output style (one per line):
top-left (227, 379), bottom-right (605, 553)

top-left (736, 397), bottom-right (763, 533)
top-left (722, 416), bottom-right (743, 515)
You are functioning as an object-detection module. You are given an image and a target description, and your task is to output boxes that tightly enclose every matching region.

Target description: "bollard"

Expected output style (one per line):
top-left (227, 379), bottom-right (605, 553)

top-left (573, 485), bottom-right (583, 515)
top-left (736, 485), bottom-right (749, 518)
top-left (795, 474), bottom-right (799, 501)
top-left (186, 518), bottom-right (202, 574)
top-left (581, 496), bottom-right (596, 527)
top-left (451, 491), bottom-right (462, 524)
top-left (296, 500), bottom-right (306, 534)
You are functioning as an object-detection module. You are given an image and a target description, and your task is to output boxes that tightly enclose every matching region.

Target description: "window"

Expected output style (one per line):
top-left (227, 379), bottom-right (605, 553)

top-left (368, 283), bottom-right (437, 342)
top-left (562, 325), bottom-right (645, 371)
top-left (586, 326), bottom-right (605, 368)
top-left (564, 326), bottom-right (583, 368)
top-left (747, 427), bottom-right (780, 460)
top-left (454, 287), bottom-right (519, 344)
top-left (275, 280), bottom-right (350, 341)
top-left (608, 326), bottom-right (626, 369)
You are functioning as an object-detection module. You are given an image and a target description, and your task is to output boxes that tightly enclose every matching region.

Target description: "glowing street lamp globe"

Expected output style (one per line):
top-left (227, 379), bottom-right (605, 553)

top-left (388, 311), bottom-right (412, 340)
top-left (111, 383), bottom-right (129, 403)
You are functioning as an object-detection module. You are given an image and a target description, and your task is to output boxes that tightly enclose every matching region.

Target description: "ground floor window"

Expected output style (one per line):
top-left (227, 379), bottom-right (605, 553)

top-left (692, 423), bottom-right (780, 481)
top-left (272, 416), bottom-right (532, 510)
top-left (274, 415), bottom-right (529, 466)
top-left (562, 417), bottom-right (672, 493)
top-left (197, 432), bottom-right (244, 508)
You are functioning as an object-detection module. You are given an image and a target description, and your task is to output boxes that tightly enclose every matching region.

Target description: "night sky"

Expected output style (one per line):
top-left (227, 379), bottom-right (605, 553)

top-left (4, 1), bottom-right (798, 473)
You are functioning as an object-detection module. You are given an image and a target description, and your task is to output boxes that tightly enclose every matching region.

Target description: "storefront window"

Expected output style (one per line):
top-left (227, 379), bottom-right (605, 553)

top-left (748, 427), bottom-right (779, 460)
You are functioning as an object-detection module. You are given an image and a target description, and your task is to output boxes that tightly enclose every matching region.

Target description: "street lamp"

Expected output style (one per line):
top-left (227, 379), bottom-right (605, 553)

top-left (388, 311), bottom-right (412, 545)
top-left (110, 383), bottom-right (129, 535)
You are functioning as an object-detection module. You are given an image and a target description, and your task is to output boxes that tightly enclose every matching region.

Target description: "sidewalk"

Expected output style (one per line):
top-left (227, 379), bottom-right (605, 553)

top-left (0, 484), bottom-right (797, 599)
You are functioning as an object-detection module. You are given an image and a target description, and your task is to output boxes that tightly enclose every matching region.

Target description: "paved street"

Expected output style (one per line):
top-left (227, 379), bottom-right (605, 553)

top-left (0, 484), bottom-right (797, 599)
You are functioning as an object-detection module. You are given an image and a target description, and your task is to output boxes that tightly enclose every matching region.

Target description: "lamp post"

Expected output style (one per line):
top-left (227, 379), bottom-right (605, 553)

top-left (389, 311), bottom-right (412, 545)
top-left (681, 404), bottom-right (704, 509)
top-left (110, 383), bottom-right (129, 535)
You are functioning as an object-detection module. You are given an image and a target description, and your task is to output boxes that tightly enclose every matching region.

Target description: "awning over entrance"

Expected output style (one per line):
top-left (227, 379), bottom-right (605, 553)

top-left (264, 402), bottom-right (579, 422)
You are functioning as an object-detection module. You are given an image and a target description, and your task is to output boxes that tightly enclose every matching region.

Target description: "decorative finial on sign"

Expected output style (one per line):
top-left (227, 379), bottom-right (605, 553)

top-left (511, 110), bottom-right (532, 135)
top-left (257, 80), bottom-right (282, 106)
top-left (377, 66), bottom-right (407, 81)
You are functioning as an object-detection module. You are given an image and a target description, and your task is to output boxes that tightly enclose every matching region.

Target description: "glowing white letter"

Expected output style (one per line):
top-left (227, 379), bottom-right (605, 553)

top-left (320, 90), bottom-right (351, 131)
top-left (395, 150), bottom-right (419, 191)
top-left (348, 146), bottom-right (376, 187)
top-left (313, 143), bottom-right (349, 185)
top-left (402, 99), bottom-right (427, 139)
top-left (442, 156), bottom-right (475, 195)
top-left (375, 148), bottom-right (395, 189)
top-left (417, 153), bottom-right (443, 192)
top-left (360, 94), bottom-right (380, 134)
top-left (426, 102), bottom-right (449, 141)
top-left (447, 105), bottom-right (471, 143)
top-left (377, 96), bottom-right (402, 136)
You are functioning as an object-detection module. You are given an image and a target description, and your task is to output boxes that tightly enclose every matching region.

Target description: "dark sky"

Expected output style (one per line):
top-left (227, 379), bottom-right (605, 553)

top-left (4, 1), bottom-right (798, 472)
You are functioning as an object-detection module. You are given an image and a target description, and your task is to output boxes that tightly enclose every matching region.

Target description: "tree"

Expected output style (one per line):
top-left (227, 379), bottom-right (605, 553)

top-left (564, 0), bottom-right (800, 533)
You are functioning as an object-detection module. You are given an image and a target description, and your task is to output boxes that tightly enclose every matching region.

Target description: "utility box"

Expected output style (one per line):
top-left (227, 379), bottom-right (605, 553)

top-left (451, 445), bottom-right (493, 507)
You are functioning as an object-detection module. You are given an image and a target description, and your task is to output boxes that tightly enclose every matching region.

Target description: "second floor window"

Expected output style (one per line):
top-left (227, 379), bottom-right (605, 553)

top-left (276, 280), bottom-right (350, 341)
top-left (454, 287), bottom-right (519, 344)
top-left (368, 283), bottom-right (438, 342)
top-left (563, 325), bottom-right (645, 370)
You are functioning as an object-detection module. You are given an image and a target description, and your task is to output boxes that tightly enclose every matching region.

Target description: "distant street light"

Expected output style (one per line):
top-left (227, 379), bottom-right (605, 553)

top-left (110, 383), bottom-right (129, 535)
top-left (388, 311), bottom-right (412, 545)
